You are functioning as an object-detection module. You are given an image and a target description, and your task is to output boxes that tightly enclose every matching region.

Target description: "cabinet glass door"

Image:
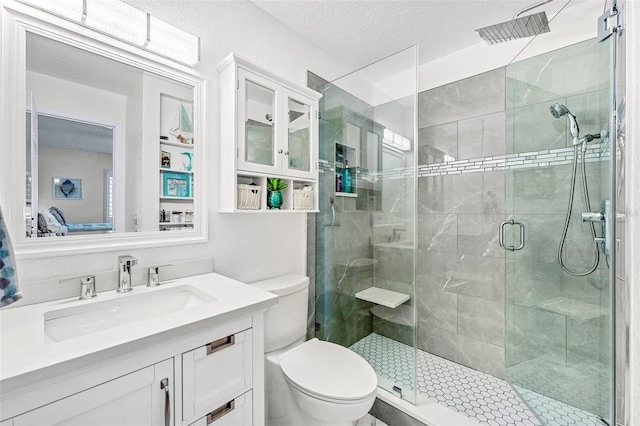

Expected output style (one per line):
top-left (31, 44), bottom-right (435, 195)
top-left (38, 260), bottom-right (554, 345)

top-left (238, 69), bottom-right (278, 173)
top-left (285, 91), bottom-right (315, 179)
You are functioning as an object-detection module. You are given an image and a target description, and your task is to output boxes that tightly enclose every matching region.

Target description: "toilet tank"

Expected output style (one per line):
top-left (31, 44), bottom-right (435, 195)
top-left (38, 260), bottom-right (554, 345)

top-left (251, 274), bottom-right (309, 352)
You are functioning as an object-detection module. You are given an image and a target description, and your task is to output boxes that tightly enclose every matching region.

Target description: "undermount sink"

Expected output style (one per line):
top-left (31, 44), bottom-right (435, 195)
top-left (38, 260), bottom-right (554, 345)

top-left (44, 285), bottom-right (216, 343)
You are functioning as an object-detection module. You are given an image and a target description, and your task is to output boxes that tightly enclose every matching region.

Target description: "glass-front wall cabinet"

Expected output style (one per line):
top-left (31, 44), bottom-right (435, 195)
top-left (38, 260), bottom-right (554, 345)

top-left (218, 53), bottom-right (321, 212)
top-left (237, 68), bottom-right (315, 181)
top-left (286, 92), bottom-right (312, 176)
top-left (242, 73), bottom-right (277, 171)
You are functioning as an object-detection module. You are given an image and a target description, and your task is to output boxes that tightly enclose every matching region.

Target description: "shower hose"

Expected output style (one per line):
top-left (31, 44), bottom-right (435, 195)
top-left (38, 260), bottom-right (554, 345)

top-left (557, 143), bottom-right (600, 276)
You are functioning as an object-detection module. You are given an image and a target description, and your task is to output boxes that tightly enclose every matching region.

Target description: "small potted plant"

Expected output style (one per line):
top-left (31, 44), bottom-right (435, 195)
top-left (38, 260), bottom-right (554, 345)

top-left (266, 178), bottom-right (287, 209)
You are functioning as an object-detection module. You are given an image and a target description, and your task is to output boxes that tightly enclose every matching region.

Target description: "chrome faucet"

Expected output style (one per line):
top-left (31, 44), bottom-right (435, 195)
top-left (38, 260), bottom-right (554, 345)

top-left (147, 264), bottom-right (172, 287)
top-left (117, 255), bottom-right (138, 293)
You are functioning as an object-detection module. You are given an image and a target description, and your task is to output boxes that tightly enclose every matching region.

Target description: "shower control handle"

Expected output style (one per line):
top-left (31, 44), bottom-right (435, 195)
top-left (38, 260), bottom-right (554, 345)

top-left (499, 219), bottom-right (525, 251)
top-left (581, 212), bottom-right (604, 222)
top-left (582, 199), bottom-right (611, 256)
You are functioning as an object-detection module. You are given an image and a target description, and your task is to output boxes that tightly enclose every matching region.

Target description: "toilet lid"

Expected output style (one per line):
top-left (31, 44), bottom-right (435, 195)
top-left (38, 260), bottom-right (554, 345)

top-left (279, 338), bottom-right (377, 401)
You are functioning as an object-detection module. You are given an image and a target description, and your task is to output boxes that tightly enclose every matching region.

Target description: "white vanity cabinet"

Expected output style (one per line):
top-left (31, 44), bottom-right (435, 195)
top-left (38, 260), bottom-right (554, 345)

top-left (1, 314), bottom-right (265, 426)
top-left (218, 53), bottom-right (321, 212)
top-left (13, 359), bottom-right (174, 426)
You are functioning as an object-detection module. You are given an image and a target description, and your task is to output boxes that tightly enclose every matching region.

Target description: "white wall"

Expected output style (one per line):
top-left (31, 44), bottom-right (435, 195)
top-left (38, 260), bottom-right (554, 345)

top-left (15, 1), bottom-right (348, 297)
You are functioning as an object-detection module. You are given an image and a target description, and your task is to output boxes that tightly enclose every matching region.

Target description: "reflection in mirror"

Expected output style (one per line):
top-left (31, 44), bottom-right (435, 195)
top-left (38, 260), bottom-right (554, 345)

top-left (24, 31), bottom-right (196, 239)
top-left (26, 112), bottom-right (114, 237)
top-left (245, 79), bottom-right (275, 166)
top-left (287, 97), bottom-right (311, 172)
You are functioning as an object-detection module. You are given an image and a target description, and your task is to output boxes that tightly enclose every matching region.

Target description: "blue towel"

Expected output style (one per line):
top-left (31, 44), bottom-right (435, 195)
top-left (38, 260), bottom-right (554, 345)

top-left (0, 206), bottom-right (21, 307)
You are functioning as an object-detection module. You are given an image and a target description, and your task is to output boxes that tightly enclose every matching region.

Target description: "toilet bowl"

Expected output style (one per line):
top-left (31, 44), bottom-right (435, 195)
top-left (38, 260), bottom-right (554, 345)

top-left (252, 274), bottom-right (378, 426)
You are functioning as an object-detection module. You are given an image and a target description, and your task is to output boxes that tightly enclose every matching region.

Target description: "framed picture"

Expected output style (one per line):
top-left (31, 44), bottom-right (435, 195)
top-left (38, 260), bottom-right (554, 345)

top-left (53, 177), bottom-right (82, 199)
top-left (160, 150), bottom-right (171, 168)
top-left (162, 172), bottom-right (190, 198)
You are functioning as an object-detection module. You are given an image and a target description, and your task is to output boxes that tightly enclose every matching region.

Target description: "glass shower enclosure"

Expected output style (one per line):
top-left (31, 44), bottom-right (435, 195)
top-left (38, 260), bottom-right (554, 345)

top-left (504, 4), bottom-right (619, 424)
top-left (314, 47), bottom-right (418, 403)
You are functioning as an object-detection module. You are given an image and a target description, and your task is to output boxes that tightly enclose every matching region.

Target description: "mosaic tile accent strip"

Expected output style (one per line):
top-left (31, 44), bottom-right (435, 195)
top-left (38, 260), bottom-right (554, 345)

top-left (417, 144), bottom-right (609, 178)
top-left (351, 333), bottom-right (603, 426)
top-left (320, 144), bottom-right (612, 180)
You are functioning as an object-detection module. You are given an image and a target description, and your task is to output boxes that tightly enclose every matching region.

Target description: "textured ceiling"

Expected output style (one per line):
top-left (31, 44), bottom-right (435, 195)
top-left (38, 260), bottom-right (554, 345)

top-left (251, 0), bottom-right (580, 71)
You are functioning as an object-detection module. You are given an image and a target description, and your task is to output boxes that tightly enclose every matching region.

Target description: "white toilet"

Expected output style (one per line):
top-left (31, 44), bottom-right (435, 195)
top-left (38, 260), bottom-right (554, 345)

top-left (251, 274), bottom-right (377, 426)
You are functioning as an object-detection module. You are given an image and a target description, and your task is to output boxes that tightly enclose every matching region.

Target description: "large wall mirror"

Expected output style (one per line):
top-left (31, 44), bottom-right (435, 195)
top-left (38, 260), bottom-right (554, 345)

top-left (1, 5), bottom-right (207, 258)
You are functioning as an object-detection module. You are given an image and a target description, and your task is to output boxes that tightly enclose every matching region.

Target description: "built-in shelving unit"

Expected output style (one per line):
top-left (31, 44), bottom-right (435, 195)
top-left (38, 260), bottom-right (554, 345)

top-left (159, 95), bottom-right (195, 230)
top-left (218, 53), bottom-right (321, 212)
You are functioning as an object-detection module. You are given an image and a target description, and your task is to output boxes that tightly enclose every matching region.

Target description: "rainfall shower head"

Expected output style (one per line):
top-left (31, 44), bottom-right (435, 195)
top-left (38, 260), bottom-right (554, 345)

top-left (550, 103), bottom-right (580, 144)
top-left (475, 0), bottom-right (552, 45)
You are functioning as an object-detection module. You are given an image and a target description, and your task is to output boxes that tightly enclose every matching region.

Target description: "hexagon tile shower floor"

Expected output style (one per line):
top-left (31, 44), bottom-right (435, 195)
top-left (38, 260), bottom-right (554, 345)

top-left (350, 333), bottom-right (601, 426)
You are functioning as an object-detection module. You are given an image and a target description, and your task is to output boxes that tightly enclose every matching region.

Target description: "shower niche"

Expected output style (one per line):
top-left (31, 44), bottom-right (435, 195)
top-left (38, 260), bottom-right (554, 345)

top-left (334, 142), bottom-right (357, 196)
top-left (325, 106), bottom-right (385, 211)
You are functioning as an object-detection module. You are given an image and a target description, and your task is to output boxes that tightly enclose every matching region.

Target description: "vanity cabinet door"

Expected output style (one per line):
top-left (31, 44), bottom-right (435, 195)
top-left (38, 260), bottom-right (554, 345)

top-left (14, 359), bottom-right (174, 426)
top-left (182, 329), bottom-right (253, 422)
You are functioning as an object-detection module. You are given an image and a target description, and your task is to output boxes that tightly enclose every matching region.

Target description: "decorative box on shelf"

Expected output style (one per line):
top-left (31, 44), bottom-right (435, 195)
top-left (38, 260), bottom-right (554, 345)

top-left (237, 184), bottom-right (263, 210)
top-left (293, 188), bottom-right (314, 210)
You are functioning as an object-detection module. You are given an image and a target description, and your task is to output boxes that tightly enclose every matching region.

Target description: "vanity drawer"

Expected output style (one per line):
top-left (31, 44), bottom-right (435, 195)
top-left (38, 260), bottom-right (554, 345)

top-left (182, 329), bottom-right (253, 420)
top-left (188, 390), bottom-right (252, 426)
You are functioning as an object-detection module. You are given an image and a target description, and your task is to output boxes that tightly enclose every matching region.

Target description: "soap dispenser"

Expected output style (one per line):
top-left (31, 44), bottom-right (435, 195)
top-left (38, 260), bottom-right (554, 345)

top-left (342, 161), bottom-right (352, 193)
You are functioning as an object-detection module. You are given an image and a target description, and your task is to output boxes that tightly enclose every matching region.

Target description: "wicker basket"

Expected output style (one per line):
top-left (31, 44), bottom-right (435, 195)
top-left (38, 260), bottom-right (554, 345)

top-left (237, 184), bottom-right (262, 210)
top-left (293, 189), bottom-right (314, 210)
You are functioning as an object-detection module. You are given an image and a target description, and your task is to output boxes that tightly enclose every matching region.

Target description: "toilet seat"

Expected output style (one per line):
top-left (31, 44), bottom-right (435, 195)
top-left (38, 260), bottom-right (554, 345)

top-left (279, 338), bottom-right (377, 403)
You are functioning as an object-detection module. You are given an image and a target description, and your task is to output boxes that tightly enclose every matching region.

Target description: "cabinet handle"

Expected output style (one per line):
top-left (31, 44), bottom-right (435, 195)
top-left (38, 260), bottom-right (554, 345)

top-left (284, 151), bottom-right (289, 155)
top-left (278, 149), bottom-right (283, 154)
top-left (206, 335), bottom-right (235, 355)
top-left (206, 400), bottom-right (235, 424)
top-left (265, 114), bottom-right (272, 122)
top-left (160, 378), bottom-right (170, 426)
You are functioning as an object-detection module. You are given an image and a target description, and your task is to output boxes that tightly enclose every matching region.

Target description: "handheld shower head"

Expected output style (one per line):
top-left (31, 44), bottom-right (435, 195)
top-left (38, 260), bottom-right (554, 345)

top-left (549, 103), bottom-right (571, 119)
top-left (550, 103), bottom-right (580, 144)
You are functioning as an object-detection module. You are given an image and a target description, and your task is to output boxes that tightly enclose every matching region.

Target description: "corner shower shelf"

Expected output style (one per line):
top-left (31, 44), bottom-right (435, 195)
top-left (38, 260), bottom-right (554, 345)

top-left (355, 287), bottom-right (410, 309)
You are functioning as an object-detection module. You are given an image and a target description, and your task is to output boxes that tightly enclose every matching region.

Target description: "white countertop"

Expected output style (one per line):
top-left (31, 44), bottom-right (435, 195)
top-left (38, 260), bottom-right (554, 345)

top-left (0, 272), bottom-right (277, 390)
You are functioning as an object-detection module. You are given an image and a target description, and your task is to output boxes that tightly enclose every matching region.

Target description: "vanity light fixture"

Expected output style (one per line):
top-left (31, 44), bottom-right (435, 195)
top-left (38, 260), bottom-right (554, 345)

top-left (17, 0), bottom-right (200, 67)
top-left (383, 128), bottom-right (411, 152)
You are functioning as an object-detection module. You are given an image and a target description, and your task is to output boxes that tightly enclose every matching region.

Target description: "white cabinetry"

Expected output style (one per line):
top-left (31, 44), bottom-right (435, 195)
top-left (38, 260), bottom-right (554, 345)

top-left (187, 391), bottom-right (252, 426)
top-left (218, 53), bottom-right (321, 212)
top-left (14, 360), bottom-right (173, 426)
top-left (182, 330), bottom-right (252, 421)
top-left (3, 316), bottom-right (262, 426)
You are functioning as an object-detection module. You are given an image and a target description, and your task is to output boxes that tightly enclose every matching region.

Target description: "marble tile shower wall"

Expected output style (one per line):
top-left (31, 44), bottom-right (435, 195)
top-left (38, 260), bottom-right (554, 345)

top-left (313, 83), bottom-right (379, 347)
top-left (416, 41), bottom-right (611, 393)
top-left (417, 68), bottom-right (508, 379)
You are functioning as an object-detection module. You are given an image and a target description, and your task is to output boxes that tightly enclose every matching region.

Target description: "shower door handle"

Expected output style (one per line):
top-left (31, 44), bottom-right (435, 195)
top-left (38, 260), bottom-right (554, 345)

top-left (499, 220), bottom-right (525, 251)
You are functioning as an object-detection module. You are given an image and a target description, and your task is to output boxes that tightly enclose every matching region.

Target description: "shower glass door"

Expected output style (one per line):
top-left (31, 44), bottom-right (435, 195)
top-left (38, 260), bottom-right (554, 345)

top-left (504, 6), bottom-right (617, 424)
top-left (314, 47), bottom-right (418, 403)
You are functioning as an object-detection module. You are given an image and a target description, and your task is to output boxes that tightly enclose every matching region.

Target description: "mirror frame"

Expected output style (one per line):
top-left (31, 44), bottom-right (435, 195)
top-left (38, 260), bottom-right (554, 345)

top-left (0, 2), bottom-right (208, 259)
